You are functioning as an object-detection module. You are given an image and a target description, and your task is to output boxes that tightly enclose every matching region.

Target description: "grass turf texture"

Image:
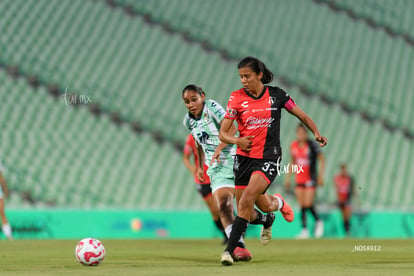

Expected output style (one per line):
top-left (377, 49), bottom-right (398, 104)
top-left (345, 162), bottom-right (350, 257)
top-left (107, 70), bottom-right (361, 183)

top-left (0, 239), bottom-right (413, 275)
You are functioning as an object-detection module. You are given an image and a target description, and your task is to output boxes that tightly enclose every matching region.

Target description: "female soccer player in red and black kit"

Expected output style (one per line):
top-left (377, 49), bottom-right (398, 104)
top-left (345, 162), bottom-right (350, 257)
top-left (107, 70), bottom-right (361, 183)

top-left (334, 163), bottom-right (355, 236)
top-left (219, 57), bottom-right (327, 265)
top-left (183, 134), bottom-right (227, 242)
top-left (285, 124), bottom-right (325, 239)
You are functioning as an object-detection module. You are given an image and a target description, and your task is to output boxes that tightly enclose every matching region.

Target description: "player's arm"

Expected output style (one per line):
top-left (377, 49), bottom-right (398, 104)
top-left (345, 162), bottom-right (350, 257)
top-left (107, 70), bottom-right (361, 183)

top-left (210, 123), bottom-right (237, 165)
top-left (288, 106), bottom-right (327, 147)
top-left (195, 141), bottom-right (206, 182)
top-left (182, 152), bottom-right (195, 175)
top-left (219, 118), bottom-right (253, 151)
top-left (0, 172), bottom-right (8, 198)
top-left (317, 153), bottom-right (325, 187)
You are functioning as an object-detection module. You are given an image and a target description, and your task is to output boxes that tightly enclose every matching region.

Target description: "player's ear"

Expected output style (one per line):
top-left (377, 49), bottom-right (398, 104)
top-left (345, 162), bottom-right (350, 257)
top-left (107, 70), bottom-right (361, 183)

top-left (257, 71), bottom-right (263, 81)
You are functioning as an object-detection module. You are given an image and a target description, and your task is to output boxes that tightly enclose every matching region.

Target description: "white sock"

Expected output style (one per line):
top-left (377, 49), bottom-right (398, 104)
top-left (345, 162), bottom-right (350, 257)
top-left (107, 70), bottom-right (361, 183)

top-left (225, 224), bottom-right (245, 244)
top-left (2, 223), bottom-right (12, 239)
top-left (274, 195), bottom-right (284, 211)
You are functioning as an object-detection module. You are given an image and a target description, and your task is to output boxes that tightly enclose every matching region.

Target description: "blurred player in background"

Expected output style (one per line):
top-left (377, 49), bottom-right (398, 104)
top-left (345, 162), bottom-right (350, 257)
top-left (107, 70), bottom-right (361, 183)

top-left (0, 161), bottom-right (12, 240)
top-left (183, 134), bottom-right (227, 243)
top-left (219, 56), bottom-right (327, 265)
top-left (285, 124), bottom-right (325, 239)
top-left (334, 163), bottom-right (355, 236)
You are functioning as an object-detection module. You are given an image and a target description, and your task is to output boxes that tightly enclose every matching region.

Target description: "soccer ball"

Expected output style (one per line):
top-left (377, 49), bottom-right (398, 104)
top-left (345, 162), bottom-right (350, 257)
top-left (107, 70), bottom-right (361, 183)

top-left (75, 238), bottom-right (106, 266)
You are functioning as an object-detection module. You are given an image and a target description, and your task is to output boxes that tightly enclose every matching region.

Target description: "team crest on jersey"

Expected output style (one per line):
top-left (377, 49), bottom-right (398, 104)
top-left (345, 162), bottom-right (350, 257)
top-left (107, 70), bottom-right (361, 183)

top-left (203, 113), bottom-right (210, 123)
top-left (227, 108), bottom-right (237, 117)
top-left (269, 96), bottom-right (276, 105)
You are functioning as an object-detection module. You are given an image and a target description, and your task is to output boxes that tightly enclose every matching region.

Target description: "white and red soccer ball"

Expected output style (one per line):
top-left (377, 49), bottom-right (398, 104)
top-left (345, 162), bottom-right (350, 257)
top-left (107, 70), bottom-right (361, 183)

top-left (75, 238), bottom-right (106, 266)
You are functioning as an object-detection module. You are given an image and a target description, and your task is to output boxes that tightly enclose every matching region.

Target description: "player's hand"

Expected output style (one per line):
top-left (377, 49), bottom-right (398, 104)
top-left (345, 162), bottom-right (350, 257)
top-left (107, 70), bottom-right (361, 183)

top-left (315, 136), bottom-right (328, 147)
top-left (317, 175), bottom-right (324, 187)
top-left (237, 136), bottom-right (254, 152)
top-left (196, 167), bottom-right (206, 182)
top-left (210, 148), bottom-right (222, 166)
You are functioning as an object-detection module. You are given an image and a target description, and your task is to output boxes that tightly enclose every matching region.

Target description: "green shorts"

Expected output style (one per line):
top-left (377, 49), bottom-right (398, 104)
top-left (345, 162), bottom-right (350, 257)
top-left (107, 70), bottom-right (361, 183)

top-left (207, 163), bottom-right (235, 194)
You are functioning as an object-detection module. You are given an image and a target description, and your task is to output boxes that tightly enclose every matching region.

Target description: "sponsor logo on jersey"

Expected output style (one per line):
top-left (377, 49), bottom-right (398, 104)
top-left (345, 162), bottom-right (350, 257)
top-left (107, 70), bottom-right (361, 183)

top-left (245, 116), bottom-right (275, 129)
top-left (295, 157), bottom-right (310, 166)
top-left (241, 101), bottom-right (249, 108)
top-left (197, 131), bottom-right (210, 145)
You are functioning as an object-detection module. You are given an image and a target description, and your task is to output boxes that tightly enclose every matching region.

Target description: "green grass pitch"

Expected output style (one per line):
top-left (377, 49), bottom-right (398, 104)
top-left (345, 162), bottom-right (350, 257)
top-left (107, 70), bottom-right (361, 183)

top-left (0, 239), bottom-right (413, 275)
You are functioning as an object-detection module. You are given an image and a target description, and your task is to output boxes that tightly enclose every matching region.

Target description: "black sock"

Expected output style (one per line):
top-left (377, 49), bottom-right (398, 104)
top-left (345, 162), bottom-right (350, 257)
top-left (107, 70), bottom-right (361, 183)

top-left (224, 216), bottom-right (249, 254)
top-left (214, 219), bottom-right (227, 240)
top-left (344, 220), bottom-right (350, 233)
top-left (250, 209), bottom-right (266, 225)
top-left (301, 207), bottom-right (307, 229)
top-left (309, 205), bottom-right (320, 221)
top-left (250, 209), bottom-right (275, 229)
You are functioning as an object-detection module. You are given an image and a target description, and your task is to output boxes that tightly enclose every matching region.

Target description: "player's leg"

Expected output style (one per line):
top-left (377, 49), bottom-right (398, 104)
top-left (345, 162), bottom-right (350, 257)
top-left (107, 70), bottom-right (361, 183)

top-left (0, 199), bottom-right (12, 240)
top-left (304, 187), bottom-right (323, 238)
top-left (222, 173), bottom-right (268, 265)
top-left (200, 184), bottom-right (227, 242)
top-left (212, 187), bottom-right (234, 228)
top-left (239, 190), bottom-right (276, 246)
top-left (295, 186), bottom-right (309, 239)
top-left (254, 193), bottom-right (294, 245)
top-left (342, 204), bottom-right (352, 235)
top-left (228, 188), bottom-right (253, 262)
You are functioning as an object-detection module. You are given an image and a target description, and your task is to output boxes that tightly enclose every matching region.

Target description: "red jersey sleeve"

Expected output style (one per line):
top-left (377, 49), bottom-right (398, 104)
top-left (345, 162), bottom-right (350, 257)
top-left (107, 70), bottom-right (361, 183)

top-left (183, 134), bottom-right (194, 155)
top-left (224, 93), bottom-right (239, 120)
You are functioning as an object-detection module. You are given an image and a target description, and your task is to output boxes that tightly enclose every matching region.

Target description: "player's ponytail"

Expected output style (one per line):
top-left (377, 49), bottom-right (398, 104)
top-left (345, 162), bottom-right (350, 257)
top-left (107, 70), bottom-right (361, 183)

top-left (182, 84), bottom-right (205, 96)
top-left (237, 56), bottom-right (273, 84)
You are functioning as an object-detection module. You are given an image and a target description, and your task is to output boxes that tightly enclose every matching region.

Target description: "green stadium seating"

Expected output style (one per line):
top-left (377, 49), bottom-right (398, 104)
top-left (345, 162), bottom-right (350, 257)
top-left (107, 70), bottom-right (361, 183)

top-left (0, 69), bottom-right (199, 209)
top-left (112, 0), bottom-right (414, 133)
top-left (0, 0), bottom-right (412, 210)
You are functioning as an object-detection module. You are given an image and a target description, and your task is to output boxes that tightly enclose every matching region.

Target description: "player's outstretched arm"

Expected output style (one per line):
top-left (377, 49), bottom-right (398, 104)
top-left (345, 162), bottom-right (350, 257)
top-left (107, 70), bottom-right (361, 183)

top-left (183, 152), bottom-right (196, 175)
top-left (288, 106), bottom-right (328, 147)
top-left (219, 118), bottom-right (253, 151)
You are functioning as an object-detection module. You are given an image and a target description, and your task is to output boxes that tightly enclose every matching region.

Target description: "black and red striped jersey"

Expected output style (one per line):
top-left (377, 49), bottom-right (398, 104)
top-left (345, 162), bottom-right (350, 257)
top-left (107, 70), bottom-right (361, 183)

top-left (224, 86), bottom-right (296, 159)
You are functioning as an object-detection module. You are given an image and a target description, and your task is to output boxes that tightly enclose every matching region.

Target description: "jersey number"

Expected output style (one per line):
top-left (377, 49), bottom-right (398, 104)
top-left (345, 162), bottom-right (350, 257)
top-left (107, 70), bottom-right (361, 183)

top-left (262, 162), bottom-right (275, 176)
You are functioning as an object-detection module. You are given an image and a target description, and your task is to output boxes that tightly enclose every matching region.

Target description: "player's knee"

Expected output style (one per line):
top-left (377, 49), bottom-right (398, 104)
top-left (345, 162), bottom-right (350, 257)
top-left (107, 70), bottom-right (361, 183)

top-left (218, 196), bottom-right (233, 215)
top-left (238, 196), bottom-right (254, 213)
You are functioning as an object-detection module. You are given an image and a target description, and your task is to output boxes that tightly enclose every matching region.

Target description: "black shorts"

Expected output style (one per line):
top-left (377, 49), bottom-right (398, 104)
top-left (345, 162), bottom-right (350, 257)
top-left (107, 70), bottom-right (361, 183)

top-left (338, 199), bottom-right (351, 209)
top-left (296, 180), bottom-right (316, 189)
top-left (233, 154), bottom-right (280, 189)
top-left (196, 184), bottom-right (212, 199)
